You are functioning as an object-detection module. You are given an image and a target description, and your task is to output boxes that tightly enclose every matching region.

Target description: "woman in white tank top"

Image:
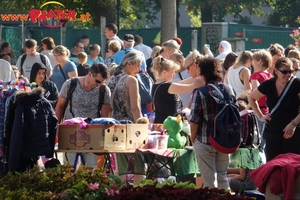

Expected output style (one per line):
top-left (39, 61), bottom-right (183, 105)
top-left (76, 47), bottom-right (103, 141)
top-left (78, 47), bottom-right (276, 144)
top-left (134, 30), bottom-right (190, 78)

top-left (226, 51), bottom-right (253, 98)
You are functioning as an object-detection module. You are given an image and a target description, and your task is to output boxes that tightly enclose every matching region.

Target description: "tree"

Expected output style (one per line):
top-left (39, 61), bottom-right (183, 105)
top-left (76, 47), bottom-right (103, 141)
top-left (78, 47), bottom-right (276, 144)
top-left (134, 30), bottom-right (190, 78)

top-left (0, 0), bottom-right (160, 28)
top-left (265, 0), bottom-right (300, 27)
top-left (161, 0), bottom-right (177, 43)
top-left (184, 0), bottom-right (265, 23)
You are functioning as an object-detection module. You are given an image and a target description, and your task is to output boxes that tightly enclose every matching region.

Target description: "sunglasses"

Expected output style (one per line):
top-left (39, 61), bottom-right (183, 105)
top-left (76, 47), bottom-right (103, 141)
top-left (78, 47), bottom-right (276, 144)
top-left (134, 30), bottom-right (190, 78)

top-left (277, 69), bottom-right (294, 75)
top-left (186, 62), bottom-right (194, 70)
top-left (94, 78), bottom-right (102, 84)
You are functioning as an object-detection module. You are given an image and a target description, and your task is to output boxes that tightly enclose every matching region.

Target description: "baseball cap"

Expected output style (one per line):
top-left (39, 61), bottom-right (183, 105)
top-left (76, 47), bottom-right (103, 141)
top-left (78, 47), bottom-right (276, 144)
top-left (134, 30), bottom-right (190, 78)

top-left (124, 34), bottom-right (134, 42)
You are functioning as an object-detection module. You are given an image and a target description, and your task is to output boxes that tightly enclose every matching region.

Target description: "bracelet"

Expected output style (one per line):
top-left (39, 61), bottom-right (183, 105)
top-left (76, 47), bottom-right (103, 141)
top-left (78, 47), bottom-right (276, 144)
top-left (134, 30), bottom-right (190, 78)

top-left (291, 120), bottom-right (298, 126)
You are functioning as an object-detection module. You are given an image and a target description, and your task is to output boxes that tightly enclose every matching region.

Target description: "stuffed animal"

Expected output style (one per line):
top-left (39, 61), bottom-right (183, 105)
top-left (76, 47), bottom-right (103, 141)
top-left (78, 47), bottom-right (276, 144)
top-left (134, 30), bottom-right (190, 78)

top-left (163, 115), bottom-right (186, 149)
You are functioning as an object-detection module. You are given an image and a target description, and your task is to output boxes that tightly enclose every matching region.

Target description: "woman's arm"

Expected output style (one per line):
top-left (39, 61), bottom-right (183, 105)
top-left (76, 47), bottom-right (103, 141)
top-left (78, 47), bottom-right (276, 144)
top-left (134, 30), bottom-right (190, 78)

top-left (55, 97), bottom-right (67, 124)
top-left (127, 76), bottom-right (142, 122)
top-left (169, 79), bottom-right (204, 94)
top-left (241, 68), bottom-right (252, 92)
top-left (248, 89), bottom-right (269, 122)
top-left (67, 71), bottom-right (78, 79)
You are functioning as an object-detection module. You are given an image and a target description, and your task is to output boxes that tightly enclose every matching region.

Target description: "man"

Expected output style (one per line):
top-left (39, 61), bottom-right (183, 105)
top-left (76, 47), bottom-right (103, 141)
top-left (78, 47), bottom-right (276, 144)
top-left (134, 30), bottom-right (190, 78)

top-left (79, 35), bottom-right (90, 49)
top-left (55, 63), bottom-right (111, 168)
top-left (69, 41), bottom-right (84, 66)
top-left (114, 34), bottom-right (147, 70)
top-left (134, 34), bottom-right (152, 60)
top-left (15, 39), bottom-right (52, 80)
top-left (104, 23), bottom-right (124, 58)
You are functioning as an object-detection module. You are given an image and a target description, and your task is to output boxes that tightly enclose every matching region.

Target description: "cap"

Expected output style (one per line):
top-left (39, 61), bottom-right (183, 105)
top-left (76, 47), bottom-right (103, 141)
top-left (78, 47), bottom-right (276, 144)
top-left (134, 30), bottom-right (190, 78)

top-left (124, 34), bottom-right (134, 42)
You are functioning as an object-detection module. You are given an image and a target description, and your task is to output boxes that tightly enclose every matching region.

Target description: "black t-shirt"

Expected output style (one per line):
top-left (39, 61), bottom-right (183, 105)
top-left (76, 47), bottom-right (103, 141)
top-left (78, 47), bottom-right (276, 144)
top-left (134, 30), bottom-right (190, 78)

top-left (77, 63), bottom-right (91, 76)
top-left (258, 77), bottom-right (300, 133)
top-left (152, 82), bottom-right (183, 123)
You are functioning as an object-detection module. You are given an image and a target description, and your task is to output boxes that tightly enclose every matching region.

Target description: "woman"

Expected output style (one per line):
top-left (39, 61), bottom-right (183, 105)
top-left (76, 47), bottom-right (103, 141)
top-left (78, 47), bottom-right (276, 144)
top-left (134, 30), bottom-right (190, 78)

top-left (30, 62), bottom-right (58, 108)
top-left (161, 40), bottom-right (180, 59)
top-left (248, 57), bottom-right (300, 162)
top-left (87, 44), bottom-right (104, 66)
top-left (50, 45), bottom-right (77, 91)
top-left (104, 40), bottom-right (121, 67)
top-left (226, 51), bottom-right (253, 99)
top-left (268, 44), bottom-right (283, 74)
top-left (215, 40), bottom-right (232, 61)
top-left (151, 56), bottom-right (198, 123)
top-left (222, 52), bottom-right (237, 83)
top-left (41, 37), bottom-right (57, 67)
top-left (0, 42), bottom-right (12, 63)
top-left (77, 52), bottom-right (91, 76)
top-left (250, 50), bottom-right (272, 151)
top-left (107, 51), bottom-right (145, 184)
top-left (190, 57), bottom-right (234, 189)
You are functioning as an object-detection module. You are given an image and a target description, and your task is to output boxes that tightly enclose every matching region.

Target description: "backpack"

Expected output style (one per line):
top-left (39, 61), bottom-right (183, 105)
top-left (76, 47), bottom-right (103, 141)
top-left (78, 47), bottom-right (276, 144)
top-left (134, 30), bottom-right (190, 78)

top-left (239, 110), bottom-right (260, 148)
top-left (20, 54), bottom-right (46, 75)
top-left (63, 78), bottom-right (106, 118)
top-left (136, 71), bottom-right (153, 104)
top-left (208, 83), bottom-right (242, 154)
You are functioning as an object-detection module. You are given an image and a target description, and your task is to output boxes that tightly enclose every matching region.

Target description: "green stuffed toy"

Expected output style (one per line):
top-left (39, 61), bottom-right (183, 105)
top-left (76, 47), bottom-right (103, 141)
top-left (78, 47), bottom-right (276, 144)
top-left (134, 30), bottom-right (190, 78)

top-left (163, 115), bottom-right (187, 149)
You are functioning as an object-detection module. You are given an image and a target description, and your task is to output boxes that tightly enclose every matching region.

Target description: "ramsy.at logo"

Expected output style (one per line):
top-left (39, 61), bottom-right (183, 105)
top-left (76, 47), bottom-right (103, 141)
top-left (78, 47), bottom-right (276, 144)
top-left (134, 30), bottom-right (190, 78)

top-left (0, 1), bottom-right (90, 28)
top-left (70, 129), bottom-right (91, 148)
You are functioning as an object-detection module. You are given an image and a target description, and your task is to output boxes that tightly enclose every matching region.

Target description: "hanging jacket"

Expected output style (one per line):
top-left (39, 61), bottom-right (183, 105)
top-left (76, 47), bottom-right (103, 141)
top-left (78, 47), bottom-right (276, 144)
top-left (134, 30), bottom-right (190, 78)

top-left (8, 87), bottom-right (57, 170)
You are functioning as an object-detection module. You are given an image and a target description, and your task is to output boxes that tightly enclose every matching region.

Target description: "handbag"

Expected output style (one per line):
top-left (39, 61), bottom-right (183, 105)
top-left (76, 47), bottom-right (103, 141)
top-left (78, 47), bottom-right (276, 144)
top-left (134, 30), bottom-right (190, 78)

top-left (261, 76), bottom-right (295, 136)
top-left (149, 82), bottom-right (164, 123)
top-left (136, 71), bottom-right (153, 104)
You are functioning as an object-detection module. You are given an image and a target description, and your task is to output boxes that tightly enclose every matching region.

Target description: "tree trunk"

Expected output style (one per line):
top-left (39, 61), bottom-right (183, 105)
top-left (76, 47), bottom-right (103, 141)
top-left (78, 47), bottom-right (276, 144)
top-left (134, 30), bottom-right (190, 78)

top-left (201, 7), bottom-right (213, 23)
top-left (161, 0), bottom-right (177, 43)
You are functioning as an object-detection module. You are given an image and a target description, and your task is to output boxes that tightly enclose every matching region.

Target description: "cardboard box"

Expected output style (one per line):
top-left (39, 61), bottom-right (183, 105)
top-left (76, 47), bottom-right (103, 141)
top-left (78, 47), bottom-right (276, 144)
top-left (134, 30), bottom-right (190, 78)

top-left (126, 124), bottom-right (149, 149)
top-left (58, 124), bottom-right (126, 151)
top-left (265, 176), bottom-right (300, 200)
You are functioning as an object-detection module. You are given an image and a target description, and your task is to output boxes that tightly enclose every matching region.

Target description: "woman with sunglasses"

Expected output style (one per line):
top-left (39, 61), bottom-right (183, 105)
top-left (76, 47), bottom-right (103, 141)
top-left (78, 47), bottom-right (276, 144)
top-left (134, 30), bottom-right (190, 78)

top-left (249, 57), bottom-right (300, 162)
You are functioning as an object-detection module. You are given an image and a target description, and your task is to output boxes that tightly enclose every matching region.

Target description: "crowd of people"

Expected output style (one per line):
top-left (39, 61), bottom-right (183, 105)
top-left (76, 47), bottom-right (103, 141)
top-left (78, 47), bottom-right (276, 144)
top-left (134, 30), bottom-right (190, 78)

top-left (1, 22), bottom-right (300, 193)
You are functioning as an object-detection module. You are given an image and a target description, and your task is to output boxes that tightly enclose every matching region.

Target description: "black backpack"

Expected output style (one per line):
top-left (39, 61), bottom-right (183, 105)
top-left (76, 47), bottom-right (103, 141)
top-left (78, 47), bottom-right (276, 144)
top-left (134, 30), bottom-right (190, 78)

top-left (239, 110), bottom-right (260, 148)
top-left (20, 54), bottom-right (46, 75)
top-left (208, 83), bottom-right (242, 154)
top-left (63, 78), bottom-right (106, 118)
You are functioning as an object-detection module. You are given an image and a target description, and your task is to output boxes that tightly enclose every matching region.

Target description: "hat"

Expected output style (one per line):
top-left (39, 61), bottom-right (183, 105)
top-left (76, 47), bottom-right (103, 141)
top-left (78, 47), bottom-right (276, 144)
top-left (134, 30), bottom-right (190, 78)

top-left (124, 34), bottom-right (134, 42)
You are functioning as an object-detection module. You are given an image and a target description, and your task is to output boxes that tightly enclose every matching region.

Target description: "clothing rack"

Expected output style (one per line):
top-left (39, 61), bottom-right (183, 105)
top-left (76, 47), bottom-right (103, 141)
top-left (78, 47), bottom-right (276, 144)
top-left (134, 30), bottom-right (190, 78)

top-left (0, 80), bottom-right (38, 90)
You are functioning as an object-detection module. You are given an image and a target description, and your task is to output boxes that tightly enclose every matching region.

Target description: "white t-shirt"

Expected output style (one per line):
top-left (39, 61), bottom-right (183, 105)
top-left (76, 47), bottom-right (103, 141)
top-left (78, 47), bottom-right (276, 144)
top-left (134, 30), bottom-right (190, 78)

top-left (172, 69), bottom-right (191, 108)
top-left (41, 50), bottom-right (57, 68)
top-left (134, 44), bottom-right (152, 60)
top-left (16, 53), bottom-right (52, 80)
top-left (0, 59), bottom-right (14, 81)
top-left (227, 66), bottom-right (247, 99)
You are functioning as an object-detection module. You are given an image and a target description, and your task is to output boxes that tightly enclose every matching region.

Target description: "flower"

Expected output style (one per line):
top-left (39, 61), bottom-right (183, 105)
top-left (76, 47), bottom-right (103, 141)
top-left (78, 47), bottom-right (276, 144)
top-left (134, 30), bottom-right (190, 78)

top-left (89, 183), bottom-right (99, 190)
top-left (290, 17), bottom-right (300, 47)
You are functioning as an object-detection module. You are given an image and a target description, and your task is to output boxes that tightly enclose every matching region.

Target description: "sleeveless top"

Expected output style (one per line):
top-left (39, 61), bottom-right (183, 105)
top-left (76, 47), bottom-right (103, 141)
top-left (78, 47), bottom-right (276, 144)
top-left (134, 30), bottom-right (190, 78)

top-left (227, 65), bottom-right (246, 99)
top-left (108, 74), bottom-right (134, 122)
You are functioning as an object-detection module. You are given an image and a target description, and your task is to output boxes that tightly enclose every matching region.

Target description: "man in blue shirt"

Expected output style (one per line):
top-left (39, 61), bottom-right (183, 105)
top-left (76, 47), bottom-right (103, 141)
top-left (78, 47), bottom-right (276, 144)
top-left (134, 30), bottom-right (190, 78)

top-left (114, 34), bottom-right (147, 70)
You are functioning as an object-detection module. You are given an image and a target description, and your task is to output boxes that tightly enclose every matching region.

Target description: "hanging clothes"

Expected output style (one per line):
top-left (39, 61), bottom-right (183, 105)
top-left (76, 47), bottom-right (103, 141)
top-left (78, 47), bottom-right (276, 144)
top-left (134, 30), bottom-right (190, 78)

top-left (7, 87), bottom-right (57, 172)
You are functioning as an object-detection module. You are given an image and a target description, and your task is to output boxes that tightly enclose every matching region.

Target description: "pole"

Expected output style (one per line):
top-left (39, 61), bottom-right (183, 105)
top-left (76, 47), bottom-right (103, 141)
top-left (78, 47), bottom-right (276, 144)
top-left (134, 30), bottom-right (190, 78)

top-left (100, 17), bottom-right (106, 59)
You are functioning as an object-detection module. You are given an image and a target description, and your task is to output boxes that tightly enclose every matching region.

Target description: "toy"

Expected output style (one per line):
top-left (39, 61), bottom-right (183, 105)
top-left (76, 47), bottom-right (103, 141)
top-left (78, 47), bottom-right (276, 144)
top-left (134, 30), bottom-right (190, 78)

top-left (163, 115), bottom-right (186, 149)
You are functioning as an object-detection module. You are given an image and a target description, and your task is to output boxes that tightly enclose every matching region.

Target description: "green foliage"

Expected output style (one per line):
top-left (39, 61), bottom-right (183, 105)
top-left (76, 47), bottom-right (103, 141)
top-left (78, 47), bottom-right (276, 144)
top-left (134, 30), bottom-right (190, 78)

top-left (184, 0), bottom-right (265, 23)
top-left (233, 15), bottom-right (253, 25)
top-left (0, 164), bottom-right (122, 199)
top-left (265, 0), bottom-right (300, 27)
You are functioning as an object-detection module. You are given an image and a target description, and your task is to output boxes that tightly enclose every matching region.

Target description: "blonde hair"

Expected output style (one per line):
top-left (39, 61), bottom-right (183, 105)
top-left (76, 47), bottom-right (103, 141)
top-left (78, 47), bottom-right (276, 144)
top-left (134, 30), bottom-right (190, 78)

top-left (287, 50), bottom-right (300, 61)
top-left (152, 56), bottom-right (180, 78)
top-left (185, 50), bottom-right (203, 65)
top-left (53, 45), bottom-right (70, 58)
top-left (162, 40), bottom-right (180, 51)
top-left (236, 51), bottom-right (253, 65)
top-left (77, 52), bottom-right (88, 64)
top-left (108, 62), bottom-right (118, 76)
top-left (151, 45), bottom-right (162, 59)
top-left (252, 50), bottom-right (272, 68)
top-left (108, 40), bottom-right (121, 53)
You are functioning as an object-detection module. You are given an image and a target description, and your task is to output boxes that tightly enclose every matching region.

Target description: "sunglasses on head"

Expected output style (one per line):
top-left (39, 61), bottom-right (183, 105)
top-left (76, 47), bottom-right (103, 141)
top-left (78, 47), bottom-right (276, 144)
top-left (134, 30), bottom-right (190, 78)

top-left (277, 68), bottom-right (294, 75)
